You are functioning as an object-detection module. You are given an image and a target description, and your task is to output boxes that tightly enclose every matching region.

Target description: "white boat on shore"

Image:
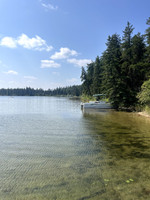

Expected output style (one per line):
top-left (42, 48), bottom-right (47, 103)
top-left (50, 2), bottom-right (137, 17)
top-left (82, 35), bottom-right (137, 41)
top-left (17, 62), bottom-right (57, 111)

top-left (81, 94), bottom-right (112, 109)
top-left (81, 101), bottom-right (112, 109)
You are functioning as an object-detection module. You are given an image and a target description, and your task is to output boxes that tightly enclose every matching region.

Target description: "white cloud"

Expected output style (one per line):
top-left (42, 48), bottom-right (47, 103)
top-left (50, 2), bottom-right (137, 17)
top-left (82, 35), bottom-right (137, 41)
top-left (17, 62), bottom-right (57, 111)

top-left (51, 47), bottom-right (78, 60)
top-left (0, 37), bottom-right (17, 48)
top-left (4, 70), bottom-right (18, 75)
top-left (41, 60), bottom-right (61, 68)
top-left (17, 34), bottom-right (52, 51)
top-left (0, 34), bottom-right (53, 51)
top-left (24, 76), bottom-right (37, 80)
top-left (41, 3), bottom-right (58, 10)
top-left (67, 58), bottom-right (92, 67)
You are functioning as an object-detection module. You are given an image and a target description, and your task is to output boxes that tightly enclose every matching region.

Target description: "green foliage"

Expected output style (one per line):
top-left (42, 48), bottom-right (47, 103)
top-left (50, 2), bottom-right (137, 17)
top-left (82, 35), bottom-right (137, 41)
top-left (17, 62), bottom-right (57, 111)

top-left (122, 22), bottom-right (134, 63)
top-left (145, 17), bottom-right (150, 63)
top-left (137, 79), bottom-right (150, 106)
top-left (80, 94), bottom-right (96, 103)
top-left (144, 105), bottom-right (150, 114)
top-left (146, 17), bottom-right (150, 44)
top-left (81, 19), bottom-right (150, 109)
top-left (102, 34), bottom-right (122, 108)
top-left (81, 59), bottom-right (103, 96)
top-left (131, 33), bottom-right (145, 64)
top-left (81, 67), bottom-right (91, 95)
top-left (92, 56), bottom-right (103, 94)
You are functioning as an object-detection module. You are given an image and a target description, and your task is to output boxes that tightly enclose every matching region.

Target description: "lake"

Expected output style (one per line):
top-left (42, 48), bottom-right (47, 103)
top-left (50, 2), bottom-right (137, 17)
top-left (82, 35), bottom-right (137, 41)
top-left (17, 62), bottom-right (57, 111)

top-left (0, 96), bottom-right (150, 200)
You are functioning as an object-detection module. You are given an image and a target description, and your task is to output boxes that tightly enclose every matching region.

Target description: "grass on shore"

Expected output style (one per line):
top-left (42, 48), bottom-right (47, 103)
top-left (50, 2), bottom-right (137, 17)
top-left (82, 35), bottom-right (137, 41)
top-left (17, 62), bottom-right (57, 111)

top-left (80, 94), bottom-right (96, 103)
top-left (81, 94), bottom-right (110, 103)
top-left (142, 105), bottom-right (150, 115)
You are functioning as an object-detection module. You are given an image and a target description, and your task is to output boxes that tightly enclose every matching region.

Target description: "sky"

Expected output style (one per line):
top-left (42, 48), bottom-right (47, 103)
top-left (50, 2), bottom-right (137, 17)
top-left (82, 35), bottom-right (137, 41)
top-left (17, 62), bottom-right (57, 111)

top-left (0, 0), bottom-right (150, 89)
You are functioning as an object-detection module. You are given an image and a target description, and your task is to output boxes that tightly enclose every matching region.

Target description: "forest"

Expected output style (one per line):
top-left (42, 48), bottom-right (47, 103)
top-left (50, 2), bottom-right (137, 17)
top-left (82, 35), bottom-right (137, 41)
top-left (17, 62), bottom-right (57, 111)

top-left (81, 18), bottom-right (150, 110)
top-left (0, 85), bottom-right (82, 97)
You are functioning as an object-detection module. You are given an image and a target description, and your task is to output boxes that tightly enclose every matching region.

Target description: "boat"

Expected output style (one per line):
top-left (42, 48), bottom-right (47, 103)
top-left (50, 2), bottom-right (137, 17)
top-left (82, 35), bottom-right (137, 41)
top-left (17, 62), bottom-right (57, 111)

top-left (81, 101), bottom-right (112, 109)
top-left (81, 94), bottom-right (112, 109)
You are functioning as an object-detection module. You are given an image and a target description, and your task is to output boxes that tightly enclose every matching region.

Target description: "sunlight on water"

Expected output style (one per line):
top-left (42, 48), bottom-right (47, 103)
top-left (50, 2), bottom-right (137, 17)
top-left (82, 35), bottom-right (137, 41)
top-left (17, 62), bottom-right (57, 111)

top-left (0, 97), bottom-right (150, 200)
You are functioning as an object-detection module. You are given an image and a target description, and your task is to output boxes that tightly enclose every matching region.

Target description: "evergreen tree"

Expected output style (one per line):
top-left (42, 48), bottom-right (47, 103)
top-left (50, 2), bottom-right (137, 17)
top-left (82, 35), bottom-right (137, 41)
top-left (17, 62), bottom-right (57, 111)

top-left (131, 33), bottom-right (145, 64)
top-left (122, 22), bottom-right (134, 62)
top-left (120, 22), bottom-right (136, 107)
top-left (121, 24), bottom-right (148, 107)
top-left (79, 19), bottom-right (150, 109)
top-left (102, 34), bottom-right (122, 108)
top-left (145, 17), bottom-right (150, 62)
top-left (86, 62), bottom-right (95, 95)
top-left (92, 56), bottom-right (103, 94)
top-left (81, 67), bottom-right (89, 95)
top-left (128, 33), bottom-right (147, 94)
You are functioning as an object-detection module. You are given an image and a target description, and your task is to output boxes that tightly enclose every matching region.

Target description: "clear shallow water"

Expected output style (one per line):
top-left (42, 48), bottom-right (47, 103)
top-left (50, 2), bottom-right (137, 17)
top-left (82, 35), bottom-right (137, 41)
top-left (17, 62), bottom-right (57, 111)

top-left (0, 97), bottom-right (150, 200)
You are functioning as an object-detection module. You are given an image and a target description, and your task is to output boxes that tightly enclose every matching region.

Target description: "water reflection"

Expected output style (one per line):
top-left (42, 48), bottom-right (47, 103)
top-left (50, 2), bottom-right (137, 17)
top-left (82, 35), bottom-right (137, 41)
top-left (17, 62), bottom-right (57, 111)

top-left (0, 97), bottom-right (150, 200)
top-left (82, 109), bottom-right (150, 199)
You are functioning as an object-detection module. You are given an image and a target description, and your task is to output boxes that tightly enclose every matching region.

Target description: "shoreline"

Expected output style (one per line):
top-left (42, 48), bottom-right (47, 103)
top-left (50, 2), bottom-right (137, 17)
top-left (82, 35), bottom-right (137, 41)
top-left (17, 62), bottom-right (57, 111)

top-left (137, 111), bottom-right (150, 118)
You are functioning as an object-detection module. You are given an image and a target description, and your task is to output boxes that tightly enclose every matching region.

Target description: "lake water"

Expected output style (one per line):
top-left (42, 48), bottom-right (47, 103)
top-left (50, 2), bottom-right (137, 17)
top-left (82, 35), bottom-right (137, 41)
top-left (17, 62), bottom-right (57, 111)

top-left (0, 96), bottom-right (150, 200)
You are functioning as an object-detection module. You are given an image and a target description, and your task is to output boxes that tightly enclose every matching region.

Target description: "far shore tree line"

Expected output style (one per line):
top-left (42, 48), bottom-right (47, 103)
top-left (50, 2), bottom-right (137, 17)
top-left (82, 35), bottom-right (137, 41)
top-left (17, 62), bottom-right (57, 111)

top-left (0, 85), bottom-right (82, 97)
top-left (81, 18), bottom-right (150, 110)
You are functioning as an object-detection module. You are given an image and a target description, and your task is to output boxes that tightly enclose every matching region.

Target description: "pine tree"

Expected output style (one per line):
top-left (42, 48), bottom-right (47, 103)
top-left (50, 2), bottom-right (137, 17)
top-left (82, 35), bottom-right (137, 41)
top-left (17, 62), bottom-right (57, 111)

top-left (131, 33), bottom-right (145, 64)
top-left (145, 17), bottom-right (150, 63)
top-left (122, 22), bottom-right (134, 62)
top-left (129, 33), bottom-right (147, 94)
top-left (92, 56), bottom-right (103, 94)
top-left (102, 34), bottom-right (122, 108)
top-left (120, 22), bottom-right (136, 107)
top-left (81, 66), bottom-right (91, 95)
top-left (86, 62), bottom-right (94, 95)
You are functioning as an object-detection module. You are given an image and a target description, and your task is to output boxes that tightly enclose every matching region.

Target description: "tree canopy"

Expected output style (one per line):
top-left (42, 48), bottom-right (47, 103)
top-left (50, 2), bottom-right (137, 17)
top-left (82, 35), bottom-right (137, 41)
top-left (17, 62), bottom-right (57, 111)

top-left (81, 19), bottom-right (150, 109)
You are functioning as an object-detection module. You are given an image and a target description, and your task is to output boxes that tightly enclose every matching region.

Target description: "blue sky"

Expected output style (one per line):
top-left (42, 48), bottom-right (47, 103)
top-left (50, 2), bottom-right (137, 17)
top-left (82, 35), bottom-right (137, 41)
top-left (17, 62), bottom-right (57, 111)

top-left (0, 0), bottom-right (150, 89)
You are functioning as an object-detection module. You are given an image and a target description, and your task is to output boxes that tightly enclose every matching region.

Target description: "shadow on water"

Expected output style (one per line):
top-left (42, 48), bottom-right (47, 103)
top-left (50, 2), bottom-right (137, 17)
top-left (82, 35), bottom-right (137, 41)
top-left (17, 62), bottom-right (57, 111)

top-left (83, 109), bottom-right (150, 158)
top-left (81, 108), bottom-right (150, 199)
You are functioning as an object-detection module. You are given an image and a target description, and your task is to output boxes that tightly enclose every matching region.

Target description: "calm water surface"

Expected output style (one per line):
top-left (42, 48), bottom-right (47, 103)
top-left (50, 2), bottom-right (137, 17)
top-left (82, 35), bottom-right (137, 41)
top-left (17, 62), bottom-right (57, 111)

top-left (0, 96), bottom-right (150, 200)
